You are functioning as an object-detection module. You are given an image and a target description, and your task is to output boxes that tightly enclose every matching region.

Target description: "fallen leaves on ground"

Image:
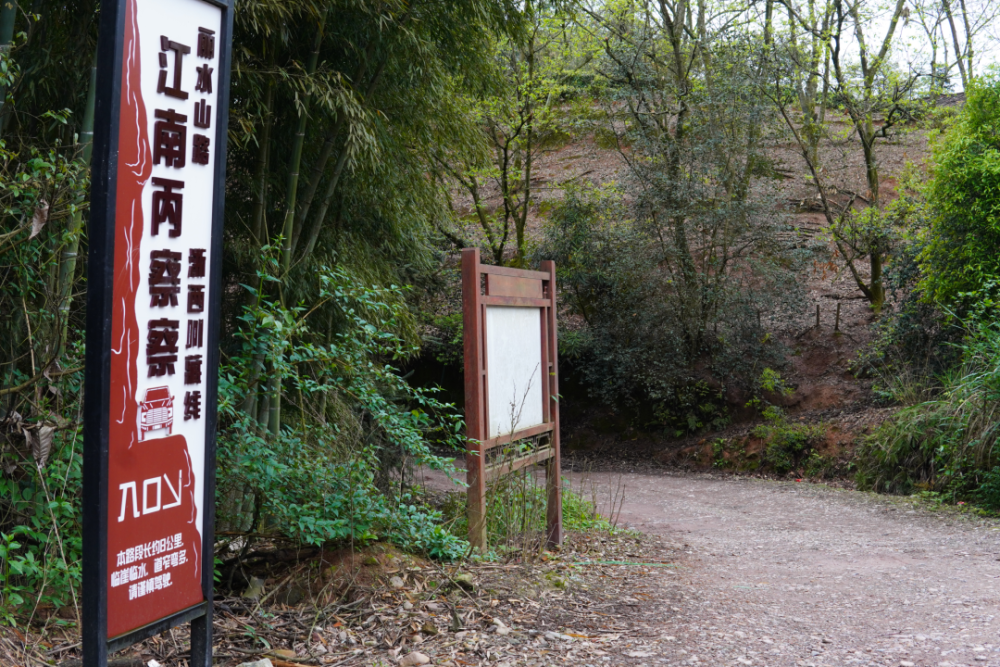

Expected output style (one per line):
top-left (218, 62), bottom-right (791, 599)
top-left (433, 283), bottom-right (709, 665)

top-left (16, 530), bottom-right (684, 667)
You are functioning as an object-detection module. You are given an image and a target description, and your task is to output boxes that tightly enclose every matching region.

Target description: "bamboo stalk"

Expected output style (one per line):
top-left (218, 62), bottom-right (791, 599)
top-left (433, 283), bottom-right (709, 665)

top-left (56, 51), bottom-right (98, 353)
top-left (272, 16), bottom-right (326, 437)
top-left (279, 15), bottom-right (326, 275)
top-left (250, 80), bottom-right (274, 244)
top-left (0, 0), bottom-right (17, 136)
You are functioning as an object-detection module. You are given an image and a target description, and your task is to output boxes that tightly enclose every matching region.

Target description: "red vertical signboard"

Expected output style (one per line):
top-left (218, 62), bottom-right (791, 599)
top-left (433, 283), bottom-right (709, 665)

top-left (83, 0), bottom-right (231, 662)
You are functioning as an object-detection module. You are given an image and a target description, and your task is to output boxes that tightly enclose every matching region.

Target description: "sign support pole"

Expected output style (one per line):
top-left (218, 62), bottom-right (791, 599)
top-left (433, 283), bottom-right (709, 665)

top-left (541, 259), bottom-right (562, 548)
top-left (461, 249), bottom-right (487, 551)
top-left (83, 0), bottom-right (128, 660)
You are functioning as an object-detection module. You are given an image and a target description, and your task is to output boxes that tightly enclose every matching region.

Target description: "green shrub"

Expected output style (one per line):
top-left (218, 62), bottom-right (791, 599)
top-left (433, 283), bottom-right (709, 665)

top-left (753, 411), bottom-right (827, 475)
top-left (0, 114), bottom-right (90, 624)
top-left (920, 71), bottom-right (1000, 307)
top-left (215, 262), bottom-right (469, 561)
top-left (743, 371), bottom-right (827, 475)
top-left (539, 185), bottom-right (801, 434)
top-left (975, 467), bottom-right (1000, 512)
top-left (0, 421), bottom-right (84, 625)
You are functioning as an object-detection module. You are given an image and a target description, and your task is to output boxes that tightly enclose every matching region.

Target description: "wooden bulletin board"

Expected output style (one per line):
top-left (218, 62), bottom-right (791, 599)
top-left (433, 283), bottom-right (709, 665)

top-left (461, 248), bottom-right (561, 551)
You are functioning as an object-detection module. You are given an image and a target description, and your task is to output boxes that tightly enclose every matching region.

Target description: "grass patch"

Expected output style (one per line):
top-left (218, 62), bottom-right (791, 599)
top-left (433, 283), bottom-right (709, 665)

top-left (855, 325), bottom-right (1000, 505)
top-left (439, 470), bottom-right (620, 558)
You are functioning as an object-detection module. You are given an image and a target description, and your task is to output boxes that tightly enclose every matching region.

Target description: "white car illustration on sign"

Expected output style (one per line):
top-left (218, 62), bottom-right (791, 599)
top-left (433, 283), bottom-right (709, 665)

top-left (139, 386), bottom-right (174, 441)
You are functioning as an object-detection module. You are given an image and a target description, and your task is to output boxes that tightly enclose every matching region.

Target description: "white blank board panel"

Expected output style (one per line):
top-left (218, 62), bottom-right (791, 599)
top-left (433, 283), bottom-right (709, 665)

top-left (486, 306), bottom-right (544, 438)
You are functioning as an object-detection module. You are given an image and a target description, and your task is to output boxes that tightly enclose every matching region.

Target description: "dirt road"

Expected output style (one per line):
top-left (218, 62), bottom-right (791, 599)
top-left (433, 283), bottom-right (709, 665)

top-left (425, 462), bottom-right (1000, 665)
top-left (565, 469), bottom-right (1000, 667)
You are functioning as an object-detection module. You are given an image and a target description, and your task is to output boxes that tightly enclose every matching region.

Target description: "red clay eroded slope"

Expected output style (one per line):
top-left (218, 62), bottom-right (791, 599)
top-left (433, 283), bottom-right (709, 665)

top-left (446, 106), bottom-right (942, 467)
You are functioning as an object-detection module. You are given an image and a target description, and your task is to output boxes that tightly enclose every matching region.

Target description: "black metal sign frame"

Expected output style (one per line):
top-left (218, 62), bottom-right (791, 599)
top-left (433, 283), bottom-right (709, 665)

top-left (82, 0), bottom-right (232, 662)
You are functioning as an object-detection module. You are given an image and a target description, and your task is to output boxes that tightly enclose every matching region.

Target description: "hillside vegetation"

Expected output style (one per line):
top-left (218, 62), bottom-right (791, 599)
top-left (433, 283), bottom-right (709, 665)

top-left (2, 0), bottom-right (1000, 636)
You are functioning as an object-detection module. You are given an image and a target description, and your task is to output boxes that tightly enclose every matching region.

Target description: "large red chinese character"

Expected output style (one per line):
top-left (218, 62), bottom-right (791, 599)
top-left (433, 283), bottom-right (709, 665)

top-left (153, 109), bottom-right (187, 168)
top-left (183, 391), bottom-right (202, 420)
top-left (186, 320), bottom-right (204, 349)
top-left (183, 355), bottom-right (203, 385)
top-left (186, 285), bottom-right (205, 313)
top-left (195, 64), bottom-right (213, 95)
top-left (193, 100), bottom-right (211, 129)
top-left (197, 28), bottom-right (215, 59)
top-left (151, 178), bottom-right (183, 237)
top-left (157, 37), bottom-right (191, 100)
top-left (192, 135), bottom-right (210, 165)
top-left (147, 319), bottom-right (180, 377)
top-left (187, 249), bottom-right (206, 278)
top-left (149, 250), bottom-right (182, 308)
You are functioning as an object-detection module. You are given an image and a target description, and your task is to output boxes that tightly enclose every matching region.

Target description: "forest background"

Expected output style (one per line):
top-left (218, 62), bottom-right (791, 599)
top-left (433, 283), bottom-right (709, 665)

top-left (2, 0), bottom-right (1000, 630)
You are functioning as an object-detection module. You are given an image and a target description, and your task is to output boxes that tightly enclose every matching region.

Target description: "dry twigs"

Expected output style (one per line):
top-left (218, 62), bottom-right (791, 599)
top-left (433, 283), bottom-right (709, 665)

top-left (32, 531), bottom-right (682, 667)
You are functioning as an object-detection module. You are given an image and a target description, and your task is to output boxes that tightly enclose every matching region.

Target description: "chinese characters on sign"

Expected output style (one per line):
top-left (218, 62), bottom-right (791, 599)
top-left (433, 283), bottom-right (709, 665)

top-left (110, 533), bottom-right (187, 601)
top-left (144, 26), bottom-right (212, 433)
top-left (94, 0), bottom-right (224, 640)
top-left (84, 0), bottom-right (230, 661)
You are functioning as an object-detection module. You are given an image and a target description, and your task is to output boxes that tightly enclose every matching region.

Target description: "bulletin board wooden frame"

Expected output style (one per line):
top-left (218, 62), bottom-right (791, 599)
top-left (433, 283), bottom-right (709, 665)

top-left (461, 248), bottom-right (562, 551)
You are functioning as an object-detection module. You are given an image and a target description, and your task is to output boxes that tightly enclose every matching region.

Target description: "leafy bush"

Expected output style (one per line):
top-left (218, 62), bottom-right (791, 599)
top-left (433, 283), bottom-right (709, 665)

top-left (0, 103), bottom-right (90, 625)
top-left (741, 370), bottom-right (827, 475)
top-left (754, 413), bottom-right (827, 476)
top-left (0, 422), bottom-right (83, 626)
top-left (215, 261), bottom-right (469, 561)
top-left (975, 467), bottom-right (1000, 512)
top-left (540, 185), bottom-right (801, 434)
top-left (920, 71), bottom-right (1000, 307)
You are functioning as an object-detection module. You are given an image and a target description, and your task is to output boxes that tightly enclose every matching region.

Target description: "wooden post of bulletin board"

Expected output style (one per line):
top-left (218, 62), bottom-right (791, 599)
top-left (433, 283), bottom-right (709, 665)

top-left (462, 248), bottom-right (562, 552)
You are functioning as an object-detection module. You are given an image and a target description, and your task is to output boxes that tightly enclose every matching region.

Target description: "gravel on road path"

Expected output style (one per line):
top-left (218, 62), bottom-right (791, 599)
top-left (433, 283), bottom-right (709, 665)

top-left (564, 469), bottom-right (1000, 667)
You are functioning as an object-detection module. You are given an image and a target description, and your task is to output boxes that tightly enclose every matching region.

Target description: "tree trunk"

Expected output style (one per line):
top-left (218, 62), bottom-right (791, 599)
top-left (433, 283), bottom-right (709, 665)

top-left (869, 248), bottom-right (885, 312)
top-left (266, 366), bottom-right (281, 436)
top-left (299, 145), bottom-right (349, 259)
top-left (0, 0), bottom-right (17, 136)
top-left (959, 0), bottom-right (973, 84)
top-left (290, 130), bottom-right (338, 251)
top-left (942, 0), bottom-right (968, 89)
top-left (514, 34), bottom-right (535, 268)
top-left (239, 345), bottom-right (267, 425)
top-left (0, 0), bottom-right (14, 61)
top-left (859, 126), bottom-right (879, 206)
